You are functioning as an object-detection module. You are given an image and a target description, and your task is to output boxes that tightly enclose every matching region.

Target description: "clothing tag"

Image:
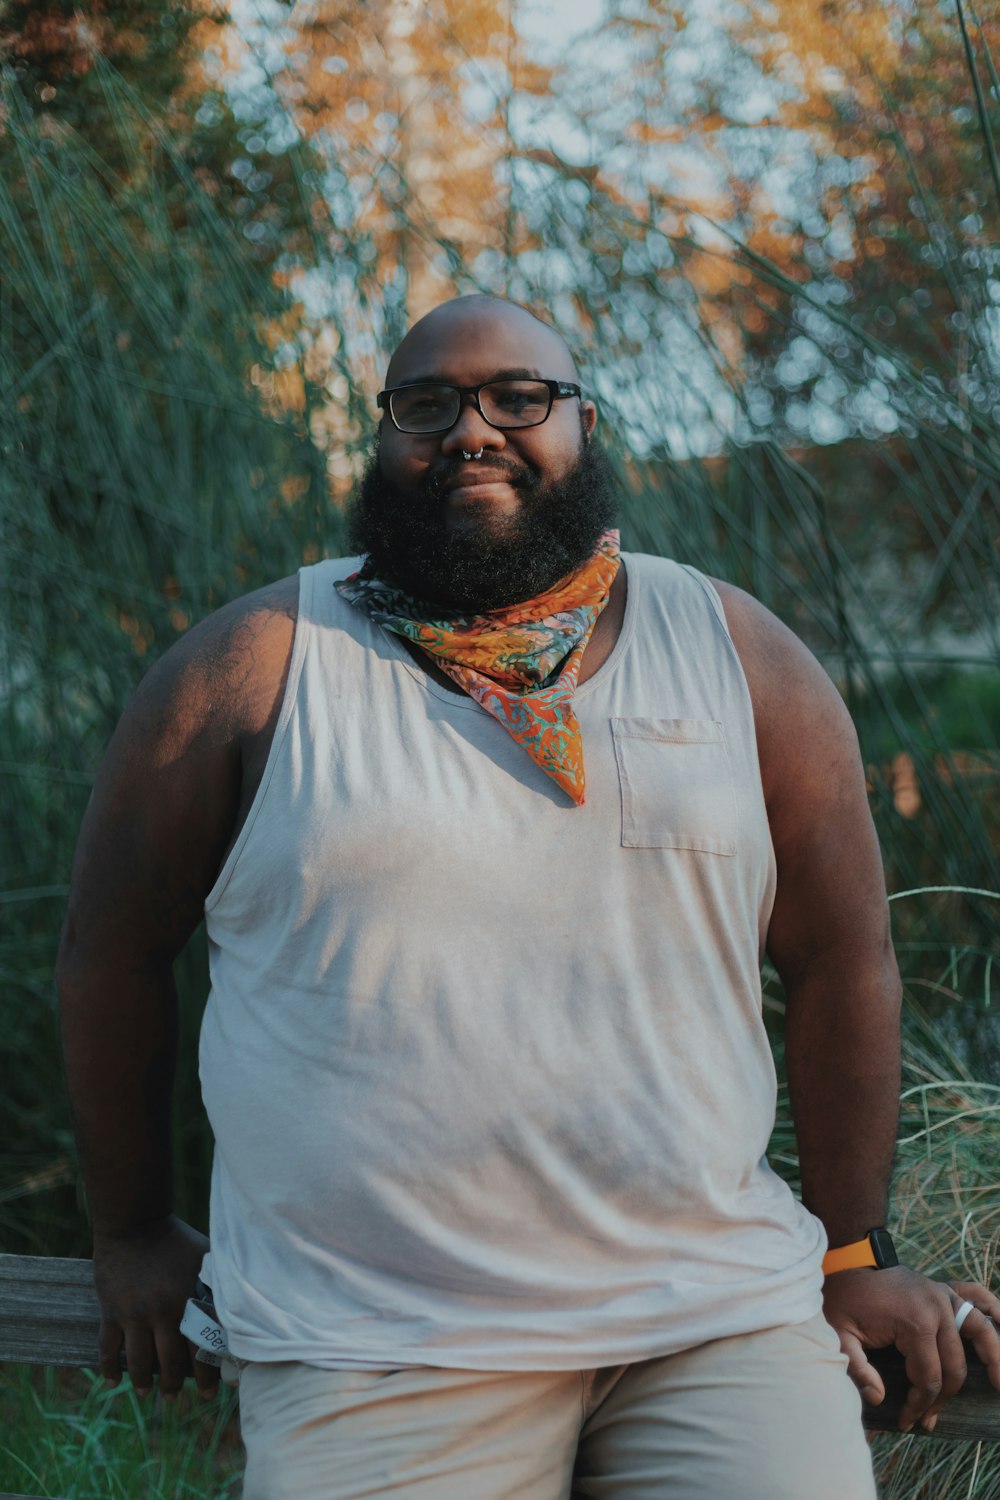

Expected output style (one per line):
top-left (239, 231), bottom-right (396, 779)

top-left (180, 1280), bottom-right (244, 1385)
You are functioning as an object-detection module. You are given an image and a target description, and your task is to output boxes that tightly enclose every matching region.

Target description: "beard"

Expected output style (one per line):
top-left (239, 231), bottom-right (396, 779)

top-left (346, 431), bottom-right (619, 613)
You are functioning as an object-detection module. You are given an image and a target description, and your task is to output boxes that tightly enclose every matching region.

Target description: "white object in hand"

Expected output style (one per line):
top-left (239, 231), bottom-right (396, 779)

top-left (953, 1299), bottom-right (976, 1332)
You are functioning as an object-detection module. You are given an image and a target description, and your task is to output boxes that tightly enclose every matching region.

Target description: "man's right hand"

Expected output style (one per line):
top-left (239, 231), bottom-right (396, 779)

top-left (93, 1215), bottom-right (219, 1400)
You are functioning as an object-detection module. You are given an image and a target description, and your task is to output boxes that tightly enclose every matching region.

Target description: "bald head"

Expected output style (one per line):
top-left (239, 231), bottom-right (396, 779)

top-left (385, 295), bottom-right (580, 389)
top-left (361, 291), bottom-right (609, 608)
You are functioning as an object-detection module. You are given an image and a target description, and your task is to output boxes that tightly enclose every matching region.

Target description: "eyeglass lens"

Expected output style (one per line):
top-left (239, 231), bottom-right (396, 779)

top-left (390, 380), bottom-right (553, 433)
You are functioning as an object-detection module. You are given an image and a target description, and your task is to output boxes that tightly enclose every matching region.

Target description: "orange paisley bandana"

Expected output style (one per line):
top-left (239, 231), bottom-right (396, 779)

top-left (336, 530), bottom-right (621, 805)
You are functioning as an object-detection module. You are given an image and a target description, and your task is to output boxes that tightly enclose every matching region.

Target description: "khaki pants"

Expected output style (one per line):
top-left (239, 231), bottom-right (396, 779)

top-left (239, 1312), bottom-right (877, 1499)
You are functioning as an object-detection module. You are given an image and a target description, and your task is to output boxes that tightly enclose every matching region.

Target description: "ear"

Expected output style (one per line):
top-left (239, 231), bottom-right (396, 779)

top-left (580, 400), bottom-right (598, 441)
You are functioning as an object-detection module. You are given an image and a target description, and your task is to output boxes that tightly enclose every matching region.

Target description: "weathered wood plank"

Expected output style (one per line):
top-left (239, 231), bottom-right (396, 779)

top-left (1, 1254), bottom-right (998, 1441)
top-left (0, 1255), bottom-right (100, 1368)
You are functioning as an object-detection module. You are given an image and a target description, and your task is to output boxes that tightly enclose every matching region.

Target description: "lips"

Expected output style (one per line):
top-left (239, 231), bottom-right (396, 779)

top-left (420, 460), bottom-right (536, 506)
top-left (441, 466), bottom-right (522, 494)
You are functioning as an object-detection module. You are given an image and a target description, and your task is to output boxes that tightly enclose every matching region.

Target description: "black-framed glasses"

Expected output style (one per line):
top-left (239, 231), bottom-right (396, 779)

top-left (377, 378), bottom-right (582, 435)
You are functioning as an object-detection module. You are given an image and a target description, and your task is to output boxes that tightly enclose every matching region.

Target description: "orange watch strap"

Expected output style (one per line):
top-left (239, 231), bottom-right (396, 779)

top-left (822, 1237), bottom-right (879, 1275)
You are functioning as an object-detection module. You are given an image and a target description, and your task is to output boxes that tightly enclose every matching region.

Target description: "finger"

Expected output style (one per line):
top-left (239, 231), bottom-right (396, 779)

top-left (900, 1331), bottom-right (944, 1432)
top-left (187, 1340), bottom-right (222, 1401)
top-left (964, 1309), bottom-right (1000, 1392)
top-left (190, 1356), bottom-right (221, 1398)
top-left (98, 1316), bottom-right (124, 1388)
top-left (918, 1318), bottom-right (968, 1432)
top-left (950, 1282), bottom-right (1000, 1324)
top-left (154, 1323), bottom-right (190, 1400)
top-left (839, 1329), bottom-right (885, 1405)
top-left (123, 1322), bottom-right (156, 1397)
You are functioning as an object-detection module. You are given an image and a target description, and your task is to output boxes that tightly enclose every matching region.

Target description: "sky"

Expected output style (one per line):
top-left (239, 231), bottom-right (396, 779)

top-left (515, 0), bottom-right (608, 54)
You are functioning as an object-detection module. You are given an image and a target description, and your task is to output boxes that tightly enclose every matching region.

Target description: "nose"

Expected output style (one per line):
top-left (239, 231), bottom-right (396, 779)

top-left (439, 395), bottom-right (506, 458)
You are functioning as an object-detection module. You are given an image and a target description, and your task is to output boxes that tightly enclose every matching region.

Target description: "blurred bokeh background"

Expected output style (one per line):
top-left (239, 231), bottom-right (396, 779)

top-left (1, 1), bottom-right (998, 1493)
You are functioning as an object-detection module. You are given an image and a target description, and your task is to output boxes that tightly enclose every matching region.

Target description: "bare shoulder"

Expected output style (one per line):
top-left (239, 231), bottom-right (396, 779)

top-left (707, 576), bottom-right (847, 722)
top-left (64, 574), bottom-right (302, 948)
top-left (706, 576), bottom-right (861, 811)
top-left (706, 581), bottom-right (890, 976)
top-left (96, 574), bottom-right (301, 798)
top-left (131, 573), bottom-right (300, 749)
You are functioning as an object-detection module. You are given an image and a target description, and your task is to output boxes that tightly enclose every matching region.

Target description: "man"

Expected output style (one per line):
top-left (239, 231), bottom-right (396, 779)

top-left (58, 294), bottom-right (1000, 1499)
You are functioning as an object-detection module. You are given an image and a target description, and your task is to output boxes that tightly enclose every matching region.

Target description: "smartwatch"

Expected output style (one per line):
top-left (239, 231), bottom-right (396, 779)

top-left (822, 1227), bottom-right (899, 1275)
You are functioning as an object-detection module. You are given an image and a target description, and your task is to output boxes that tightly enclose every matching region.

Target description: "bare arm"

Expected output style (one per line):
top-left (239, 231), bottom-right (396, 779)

top-left (717, 584), bottom-right (902, 1246)
top-left (56, 576), bottom-right (297, 1397)
top-left (715, 579), bottom-right (1000, 1431)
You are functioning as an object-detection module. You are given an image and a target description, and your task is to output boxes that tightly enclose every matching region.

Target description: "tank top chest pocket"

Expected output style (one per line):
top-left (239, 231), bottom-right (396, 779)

top-left (611, 717), bottom-right (739, 854)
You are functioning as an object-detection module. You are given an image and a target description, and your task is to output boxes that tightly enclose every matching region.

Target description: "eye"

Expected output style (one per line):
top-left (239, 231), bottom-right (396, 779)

top-left (486, 381), bottom-right (549, 417)
top-left (390, 384), bottom-right (458, 429)
top-left (397, 392), bottom-right (446, 415)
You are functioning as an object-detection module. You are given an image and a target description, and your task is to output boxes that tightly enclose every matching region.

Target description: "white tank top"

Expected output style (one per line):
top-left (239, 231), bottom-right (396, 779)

top-left (198, 553), bottom-right (825, 1370)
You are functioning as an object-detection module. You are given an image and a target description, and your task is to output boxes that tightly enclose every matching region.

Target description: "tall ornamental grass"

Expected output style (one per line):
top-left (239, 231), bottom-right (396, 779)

top-left (0, 1373), bottom-right (240, 1499)
top-left (1, 59), bottom-right (344, 1251)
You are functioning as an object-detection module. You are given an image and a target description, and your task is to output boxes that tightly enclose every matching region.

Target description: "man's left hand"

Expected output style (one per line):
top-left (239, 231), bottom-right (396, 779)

top-left (823, 1266), bottom-right (1000, 1432)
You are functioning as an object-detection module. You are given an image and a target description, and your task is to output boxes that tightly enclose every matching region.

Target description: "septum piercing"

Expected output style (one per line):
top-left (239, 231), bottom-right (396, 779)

top-left (462, 448), bottom-right (484, 461)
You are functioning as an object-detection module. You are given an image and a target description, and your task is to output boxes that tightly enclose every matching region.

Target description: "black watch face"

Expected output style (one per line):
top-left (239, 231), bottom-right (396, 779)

top-left (871, 1227), bottom-right (899, 1268)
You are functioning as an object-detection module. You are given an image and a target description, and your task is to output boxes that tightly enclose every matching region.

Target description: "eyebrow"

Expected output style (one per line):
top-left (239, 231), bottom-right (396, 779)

top-left (392, 367), bottom-right (545, 386)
